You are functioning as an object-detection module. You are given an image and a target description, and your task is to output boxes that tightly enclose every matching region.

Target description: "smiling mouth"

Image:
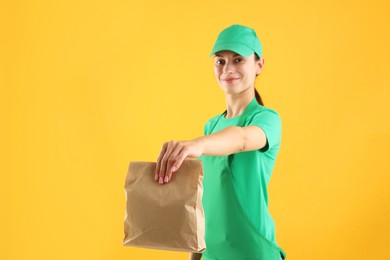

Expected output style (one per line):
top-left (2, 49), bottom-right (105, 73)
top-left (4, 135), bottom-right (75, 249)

top-left (223, 78), bottom-right (239, 83)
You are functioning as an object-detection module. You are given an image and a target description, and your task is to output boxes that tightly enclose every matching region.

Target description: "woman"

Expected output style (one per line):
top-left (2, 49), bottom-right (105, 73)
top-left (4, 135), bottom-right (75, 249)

top-left (155, 24), bottom-right (286, 260)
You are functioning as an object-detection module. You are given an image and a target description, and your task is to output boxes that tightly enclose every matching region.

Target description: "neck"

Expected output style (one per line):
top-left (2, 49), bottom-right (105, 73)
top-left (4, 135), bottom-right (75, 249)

top-left (224, 88), bottom-right (255, 118)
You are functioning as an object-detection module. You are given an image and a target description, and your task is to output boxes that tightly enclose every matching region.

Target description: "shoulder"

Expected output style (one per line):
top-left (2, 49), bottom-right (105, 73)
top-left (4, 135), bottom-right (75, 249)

top-left (245, 104), bottom-right (282, 126)
top-left (245, 105), bottom-right (282, 152)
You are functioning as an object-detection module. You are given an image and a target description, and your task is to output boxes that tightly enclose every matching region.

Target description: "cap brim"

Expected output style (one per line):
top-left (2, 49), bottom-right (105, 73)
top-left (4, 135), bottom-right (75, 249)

top-left (209, 42), bottom-right (254, 58)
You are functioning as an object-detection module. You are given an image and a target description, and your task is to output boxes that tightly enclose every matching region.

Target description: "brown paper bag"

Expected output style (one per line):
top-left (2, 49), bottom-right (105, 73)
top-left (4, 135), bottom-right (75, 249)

top-left (123, 159), bottom-right (205, 253)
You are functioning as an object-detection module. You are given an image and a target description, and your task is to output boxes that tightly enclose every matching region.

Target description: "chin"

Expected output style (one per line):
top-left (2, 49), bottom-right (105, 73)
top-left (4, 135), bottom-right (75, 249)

top-left (219, 84), bottom-right (237, 92)
top-left (223, 90), bottom-right (243, 96)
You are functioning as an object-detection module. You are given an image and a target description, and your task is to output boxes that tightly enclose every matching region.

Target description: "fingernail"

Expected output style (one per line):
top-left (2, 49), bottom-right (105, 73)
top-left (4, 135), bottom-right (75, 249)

top-left (164, 176), bottom-right (169, 183)
top-left (159, 177), bottom-right (163, 184)
top-left (172, 166), bottom-right (176, 172)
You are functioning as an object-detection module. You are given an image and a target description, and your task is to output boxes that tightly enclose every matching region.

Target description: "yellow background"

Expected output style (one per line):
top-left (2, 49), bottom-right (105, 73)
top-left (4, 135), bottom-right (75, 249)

top-left (1, 0), bottom-right (389, 259)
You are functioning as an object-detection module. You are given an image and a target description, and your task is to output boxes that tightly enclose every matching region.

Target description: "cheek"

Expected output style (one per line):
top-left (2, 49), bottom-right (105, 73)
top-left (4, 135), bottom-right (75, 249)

top-left (213, 67), bottom-right (221, 78)
top-left (241, 65), bottom-right (257, 80)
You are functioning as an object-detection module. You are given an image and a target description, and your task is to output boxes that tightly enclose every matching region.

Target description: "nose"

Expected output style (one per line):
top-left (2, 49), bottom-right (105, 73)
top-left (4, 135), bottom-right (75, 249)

top-left (222, 61), bottom-right (234, 74)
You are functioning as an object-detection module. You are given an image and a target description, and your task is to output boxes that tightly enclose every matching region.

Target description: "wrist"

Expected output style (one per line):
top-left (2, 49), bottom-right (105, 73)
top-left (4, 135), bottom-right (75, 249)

top-left (193, 136), bottom-right (207, 156)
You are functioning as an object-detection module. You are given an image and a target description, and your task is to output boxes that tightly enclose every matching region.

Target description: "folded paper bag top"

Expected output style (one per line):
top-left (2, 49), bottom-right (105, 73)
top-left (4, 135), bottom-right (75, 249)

top-left (123, 159), bottom-right (206, 253)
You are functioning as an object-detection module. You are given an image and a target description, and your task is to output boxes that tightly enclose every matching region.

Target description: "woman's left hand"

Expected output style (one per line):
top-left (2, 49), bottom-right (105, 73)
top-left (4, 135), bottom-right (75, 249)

top-left (155, 139), bottom-right (205, 184)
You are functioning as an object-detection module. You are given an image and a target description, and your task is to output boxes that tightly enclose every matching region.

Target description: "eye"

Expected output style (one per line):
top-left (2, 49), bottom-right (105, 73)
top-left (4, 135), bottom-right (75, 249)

top-left (234, 58), bottom-right (243, 63)
top-left (215, 59), bottom-right (225, 65)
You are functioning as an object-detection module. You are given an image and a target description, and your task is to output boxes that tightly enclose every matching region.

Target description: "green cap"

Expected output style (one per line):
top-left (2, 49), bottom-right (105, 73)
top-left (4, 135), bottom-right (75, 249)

top-left (209, 24), bottom-right (262, 58)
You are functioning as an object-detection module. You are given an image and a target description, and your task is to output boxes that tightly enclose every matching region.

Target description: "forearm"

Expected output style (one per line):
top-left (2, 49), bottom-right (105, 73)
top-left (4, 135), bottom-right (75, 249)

top-left (155, 126), bottom-right (264, 183)
top-left (194, 126), bottom-right (246, 156)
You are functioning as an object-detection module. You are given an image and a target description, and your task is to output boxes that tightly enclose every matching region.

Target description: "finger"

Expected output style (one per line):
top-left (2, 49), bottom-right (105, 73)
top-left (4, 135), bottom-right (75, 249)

top-left (155, 142), bottom-right (168, 181)
top-left (159, 141), bottom-right (176, 184)
top-left (165, 143), bottom-right (183, 183)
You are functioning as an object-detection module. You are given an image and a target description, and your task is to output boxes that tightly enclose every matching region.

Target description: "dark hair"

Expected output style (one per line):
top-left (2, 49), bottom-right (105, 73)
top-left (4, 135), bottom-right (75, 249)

top-left (254, 53), bottom-right (264, 106)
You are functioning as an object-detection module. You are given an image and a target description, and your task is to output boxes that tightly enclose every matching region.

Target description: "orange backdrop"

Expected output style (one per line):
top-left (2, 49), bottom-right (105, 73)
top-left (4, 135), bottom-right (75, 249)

top-left (1, 0), bottom-right (389, 259)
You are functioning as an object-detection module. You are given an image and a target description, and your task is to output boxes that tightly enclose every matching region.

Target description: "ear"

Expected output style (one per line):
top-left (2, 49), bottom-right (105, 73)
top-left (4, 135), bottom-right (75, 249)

top-left (256, 57), bottom-right (265, 75)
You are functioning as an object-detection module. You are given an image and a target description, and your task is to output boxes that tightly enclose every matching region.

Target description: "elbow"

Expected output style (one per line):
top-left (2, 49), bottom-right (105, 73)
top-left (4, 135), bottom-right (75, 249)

top-left (236, 127), bottom-right (247, 152)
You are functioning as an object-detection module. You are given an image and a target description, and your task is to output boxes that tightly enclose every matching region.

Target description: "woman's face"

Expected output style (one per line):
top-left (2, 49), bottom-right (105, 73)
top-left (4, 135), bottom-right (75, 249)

top-left (213, 50), bottom-right (264, 96)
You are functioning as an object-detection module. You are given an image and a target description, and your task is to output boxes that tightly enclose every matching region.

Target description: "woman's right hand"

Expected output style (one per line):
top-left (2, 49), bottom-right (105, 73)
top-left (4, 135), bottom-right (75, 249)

top-left (155, 139), bottom-right (205, 184)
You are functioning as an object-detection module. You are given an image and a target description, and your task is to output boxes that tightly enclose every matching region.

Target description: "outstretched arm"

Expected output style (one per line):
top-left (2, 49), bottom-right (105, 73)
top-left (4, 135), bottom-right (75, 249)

top-left (195, 125), bottom-right (266, 156)
top-left (155, 125), bottom-right (266, 184)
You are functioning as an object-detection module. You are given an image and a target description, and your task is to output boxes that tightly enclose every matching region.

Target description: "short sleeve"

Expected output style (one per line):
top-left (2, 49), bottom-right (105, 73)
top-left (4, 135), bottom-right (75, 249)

top-left (248, 109), bottom-right (282, 152)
